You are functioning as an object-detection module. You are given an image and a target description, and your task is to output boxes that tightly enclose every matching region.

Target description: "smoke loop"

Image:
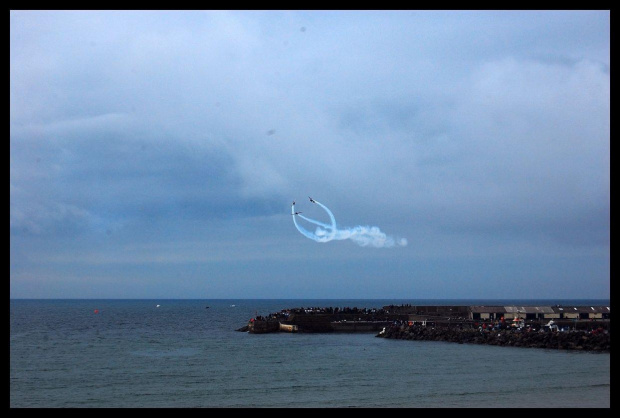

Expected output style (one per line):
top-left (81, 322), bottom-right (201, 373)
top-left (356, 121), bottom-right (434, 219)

top-left (291, 199), bottom-right (406, 248)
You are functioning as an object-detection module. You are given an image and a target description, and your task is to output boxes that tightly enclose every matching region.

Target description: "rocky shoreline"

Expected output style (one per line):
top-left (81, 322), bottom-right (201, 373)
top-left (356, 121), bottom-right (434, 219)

top-left (377, 323), bottom-right (610, 352)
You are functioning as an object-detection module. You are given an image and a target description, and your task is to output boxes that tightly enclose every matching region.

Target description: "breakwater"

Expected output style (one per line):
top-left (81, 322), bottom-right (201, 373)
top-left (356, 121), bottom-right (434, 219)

top-left (238, 305), bottom-right (407, 333)
top-left (377, 324), bottom-right (610, 352)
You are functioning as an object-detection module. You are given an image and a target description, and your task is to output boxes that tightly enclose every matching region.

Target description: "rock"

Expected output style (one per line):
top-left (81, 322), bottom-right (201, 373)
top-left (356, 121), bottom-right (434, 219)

top-left (377, 325), bottom-right (610, 352)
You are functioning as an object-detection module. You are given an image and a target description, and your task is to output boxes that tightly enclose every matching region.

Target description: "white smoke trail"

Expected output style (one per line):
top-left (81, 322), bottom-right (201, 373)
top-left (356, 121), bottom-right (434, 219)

top-left (291, 198), bottom-right (407, 248)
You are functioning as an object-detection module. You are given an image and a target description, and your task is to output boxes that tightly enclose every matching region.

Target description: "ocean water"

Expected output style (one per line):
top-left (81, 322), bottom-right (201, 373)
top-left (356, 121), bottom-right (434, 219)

top-left (10, 299), bottom-right (610, 408)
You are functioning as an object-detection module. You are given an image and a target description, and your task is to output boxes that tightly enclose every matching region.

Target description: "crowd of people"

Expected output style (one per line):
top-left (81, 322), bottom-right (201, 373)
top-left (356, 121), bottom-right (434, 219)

top-left (251, 306), bottom-right (392, 322)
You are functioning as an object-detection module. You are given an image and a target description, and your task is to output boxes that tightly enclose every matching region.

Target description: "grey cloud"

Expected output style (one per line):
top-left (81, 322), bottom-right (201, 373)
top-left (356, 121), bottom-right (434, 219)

top-left (10, 10), bottom-right (610, 298)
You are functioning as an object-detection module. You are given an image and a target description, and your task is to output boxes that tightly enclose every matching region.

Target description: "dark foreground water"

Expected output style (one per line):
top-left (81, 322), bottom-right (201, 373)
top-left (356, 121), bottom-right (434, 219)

top-left (10, 299), bottom-right (610, 408)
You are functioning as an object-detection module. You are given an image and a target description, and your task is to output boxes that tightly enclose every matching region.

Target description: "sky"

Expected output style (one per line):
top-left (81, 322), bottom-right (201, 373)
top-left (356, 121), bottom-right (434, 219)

top-left (10, 10), bottom-right (610, 299)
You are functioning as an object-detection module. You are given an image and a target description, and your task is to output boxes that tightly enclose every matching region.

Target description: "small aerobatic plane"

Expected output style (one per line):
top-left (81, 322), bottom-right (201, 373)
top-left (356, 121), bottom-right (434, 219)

top-left (292, 211), bottom-right (302, 215)
top-left (292, 201), bottom-right (296, 205)
top-left (309, 197), bottom-right (316, 203)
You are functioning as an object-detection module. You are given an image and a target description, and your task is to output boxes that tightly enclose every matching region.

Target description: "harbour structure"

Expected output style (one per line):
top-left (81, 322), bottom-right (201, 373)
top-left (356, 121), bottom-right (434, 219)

top-left (242, 304), bottom-right (609, 334)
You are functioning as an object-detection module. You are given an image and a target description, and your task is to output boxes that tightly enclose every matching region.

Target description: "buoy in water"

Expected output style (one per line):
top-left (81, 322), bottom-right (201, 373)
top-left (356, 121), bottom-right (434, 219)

top-left (94, 309), bottom-right (99, 314)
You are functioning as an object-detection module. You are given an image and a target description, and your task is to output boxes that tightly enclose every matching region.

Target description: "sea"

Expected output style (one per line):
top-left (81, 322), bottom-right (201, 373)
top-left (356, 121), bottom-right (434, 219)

top-left (10, 298), bottom-right (610, 408)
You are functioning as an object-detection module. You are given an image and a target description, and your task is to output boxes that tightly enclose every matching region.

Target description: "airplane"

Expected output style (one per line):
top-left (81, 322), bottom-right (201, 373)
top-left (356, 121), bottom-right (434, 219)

top-left (309, 197), bottom-right (316, 203)
top-left (292, 211), bottom-right (302, 215)
top-left (292, 201), bottom-right (296, 205)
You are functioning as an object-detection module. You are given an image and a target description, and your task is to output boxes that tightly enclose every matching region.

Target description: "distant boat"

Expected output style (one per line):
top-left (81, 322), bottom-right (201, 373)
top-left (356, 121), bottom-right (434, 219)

top-left (205, 306), bottom-right (210, 309)
top-left (230, 304), bottom-right (236, 307)
top-left (156, 305), bottom-right (160, 308)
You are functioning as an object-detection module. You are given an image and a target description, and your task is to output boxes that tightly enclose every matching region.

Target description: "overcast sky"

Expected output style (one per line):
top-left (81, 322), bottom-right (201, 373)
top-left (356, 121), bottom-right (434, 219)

top-left (10, 10), bottom-right (609, 299)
